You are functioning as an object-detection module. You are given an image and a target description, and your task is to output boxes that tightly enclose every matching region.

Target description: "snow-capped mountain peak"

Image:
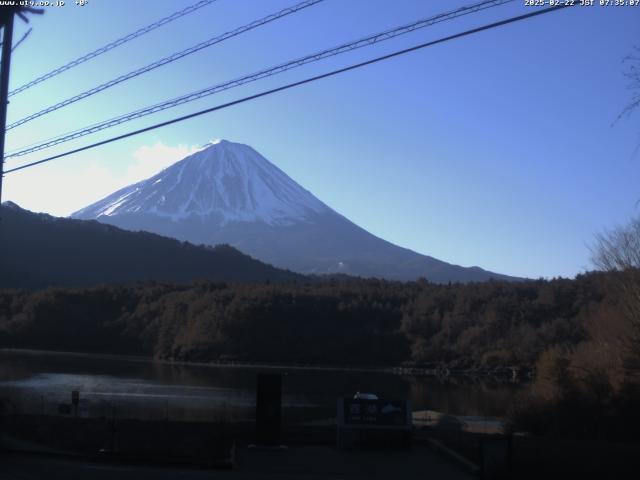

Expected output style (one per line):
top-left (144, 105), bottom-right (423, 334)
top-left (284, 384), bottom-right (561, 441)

top-left (72, 138), bottom-right (518, 282)
top-left (73, 139), bottom-right (329, 226)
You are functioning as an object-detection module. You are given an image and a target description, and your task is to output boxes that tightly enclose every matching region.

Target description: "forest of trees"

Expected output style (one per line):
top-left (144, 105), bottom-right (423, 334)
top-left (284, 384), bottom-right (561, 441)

top-left (511, 217), bottom-right (640, 441)
top-left (0, 271), bottom-right (627, 369)
top-left (2, 204), bottom-right (639, 441)
top-left (1, 247), bottom-right (639, 442)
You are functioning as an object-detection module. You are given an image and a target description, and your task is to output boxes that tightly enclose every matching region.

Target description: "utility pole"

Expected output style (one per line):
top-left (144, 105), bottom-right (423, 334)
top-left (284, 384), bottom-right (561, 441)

top-left (0, 6), bottom-right (42, 205)
top-left (0, 12), bottom-right (14, 205)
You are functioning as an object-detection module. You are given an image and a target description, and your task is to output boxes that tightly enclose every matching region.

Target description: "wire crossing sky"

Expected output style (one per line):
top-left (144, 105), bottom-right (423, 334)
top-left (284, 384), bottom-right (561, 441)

top-left (6, 0), bottom-right (325, 131)
top-left (6, 0), bottom-right (514, 158)
top-left (2, 0), bottom-right (638, 280)
top-left (8, 0), bottom-right (220, 97)
top-left (4, 3), bottom-right (569, 175)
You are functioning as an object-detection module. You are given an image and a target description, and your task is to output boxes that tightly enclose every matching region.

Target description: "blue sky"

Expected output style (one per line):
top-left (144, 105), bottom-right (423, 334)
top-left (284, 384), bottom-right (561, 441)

top-left (2, 0), bottom-right (639, 279)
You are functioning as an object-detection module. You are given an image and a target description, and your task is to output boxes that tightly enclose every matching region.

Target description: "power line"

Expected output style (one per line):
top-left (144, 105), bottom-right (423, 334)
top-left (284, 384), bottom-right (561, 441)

top-left (6, 0), bottom-right (512, 153)
top-left (11, 27), bottom-right (32, 52)
top-left (0, 28), bottom-right (33, 52)
top-left (0, 14), bottom-right (16, 203)
top-left (4, 3), bottom-right (573, 176)
top-left (6, 0), bottom-right (325, 131)
top-left (8, 0), bottom-right (219, 97)
top-left (6, 0), bottom-right (515, 158)
top-left (0, 6), bottom-right (43, 206)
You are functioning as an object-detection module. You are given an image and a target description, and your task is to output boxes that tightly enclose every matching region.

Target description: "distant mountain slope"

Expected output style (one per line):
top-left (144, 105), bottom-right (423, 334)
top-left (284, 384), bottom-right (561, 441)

top-left (73, 140), bottom-right (519, 283)
top-left (0, 202), bottom-right (301, 289)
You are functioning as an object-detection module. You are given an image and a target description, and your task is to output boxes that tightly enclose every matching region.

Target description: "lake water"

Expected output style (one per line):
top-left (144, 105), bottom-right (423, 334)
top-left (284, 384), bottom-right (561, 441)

top-left (0, 349), bottom-right (525, 423)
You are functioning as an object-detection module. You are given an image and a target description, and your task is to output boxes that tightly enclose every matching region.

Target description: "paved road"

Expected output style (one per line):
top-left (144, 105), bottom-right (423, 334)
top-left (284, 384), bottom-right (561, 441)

top-left (0, 446), bottom-right (475, 479)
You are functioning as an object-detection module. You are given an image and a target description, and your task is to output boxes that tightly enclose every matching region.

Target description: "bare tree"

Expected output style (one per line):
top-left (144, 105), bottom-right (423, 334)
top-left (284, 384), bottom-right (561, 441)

top-left (617, 46), bottom-right (640, 123)
top-left (592, 217), bottom-right (640, 271)
top-left (616, 46), bottom-right (640, 156)
top-left (591, 216), bottom-right (640, 380)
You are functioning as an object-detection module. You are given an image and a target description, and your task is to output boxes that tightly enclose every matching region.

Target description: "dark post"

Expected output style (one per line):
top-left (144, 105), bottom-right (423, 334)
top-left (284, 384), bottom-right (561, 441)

top-left (0, 13), bottom-right (15, 204)
top-left (71, 390), bottom-right (79, 417)
top-left (255, 373), bottom-right (282, 445)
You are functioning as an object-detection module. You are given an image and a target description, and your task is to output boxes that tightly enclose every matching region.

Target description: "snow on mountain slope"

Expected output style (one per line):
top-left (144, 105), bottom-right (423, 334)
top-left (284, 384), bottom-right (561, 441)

top-left (73, 140), bottom-right (329, 226)
top-left (73, 139), bottom-right (519, 282)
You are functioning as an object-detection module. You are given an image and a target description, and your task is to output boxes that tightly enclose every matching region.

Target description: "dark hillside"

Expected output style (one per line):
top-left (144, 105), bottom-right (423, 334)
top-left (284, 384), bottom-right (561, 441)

top-left (0, 202), bottom-right (302, 289)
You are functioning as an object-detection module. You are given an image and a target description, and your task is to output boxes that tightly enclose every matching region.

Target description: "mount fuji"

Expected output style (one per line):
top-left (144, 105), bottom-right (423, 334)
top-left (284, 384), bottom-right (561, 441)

top-left (72, 140), bottom-right (516, 282)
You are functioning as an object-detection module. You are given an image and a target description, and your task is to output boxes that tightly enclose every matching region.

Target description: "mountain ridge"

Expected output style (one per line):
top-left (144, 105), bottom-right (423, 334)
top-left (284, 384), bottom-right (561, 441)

top-left (72, 139), bottom-right (521, 283)
top-left (0, 202), bottom-right (302, 289)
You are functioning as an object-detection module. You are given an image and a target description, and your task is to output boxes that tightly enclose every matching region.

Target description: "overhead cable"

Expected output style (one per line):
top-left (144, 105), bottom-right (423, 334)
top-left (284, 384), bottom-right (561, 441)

top-left (6, 0), bottom-right (514, 157)
top-left (8, 0), bottom-right (220, 97)
top-left (4, 3), bottom-right (574, 175)
top-left (6, 0), bottom-right (325, 130)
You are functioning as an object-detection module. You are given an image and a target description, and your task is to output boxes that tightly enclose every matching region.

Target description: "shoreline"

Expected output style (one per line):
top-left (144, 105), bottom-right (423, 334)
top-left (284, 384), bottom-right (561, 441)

top-left (0, 348), bottom-right (532, 380)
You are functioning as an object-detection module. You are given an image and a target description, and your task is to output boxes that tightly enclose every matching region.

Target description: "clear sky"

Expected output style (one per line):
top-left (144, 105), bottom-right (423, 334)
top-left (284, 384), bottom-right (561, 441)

top-left (2, 0), bottom-right (638, 279)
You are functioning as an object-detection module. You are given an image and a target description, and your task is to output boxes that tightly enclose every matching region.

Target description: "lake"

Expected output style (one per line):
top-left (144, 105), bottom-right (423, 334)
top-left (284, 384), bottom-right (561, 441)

top-left (0, 349), bottom-right (525, 423)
